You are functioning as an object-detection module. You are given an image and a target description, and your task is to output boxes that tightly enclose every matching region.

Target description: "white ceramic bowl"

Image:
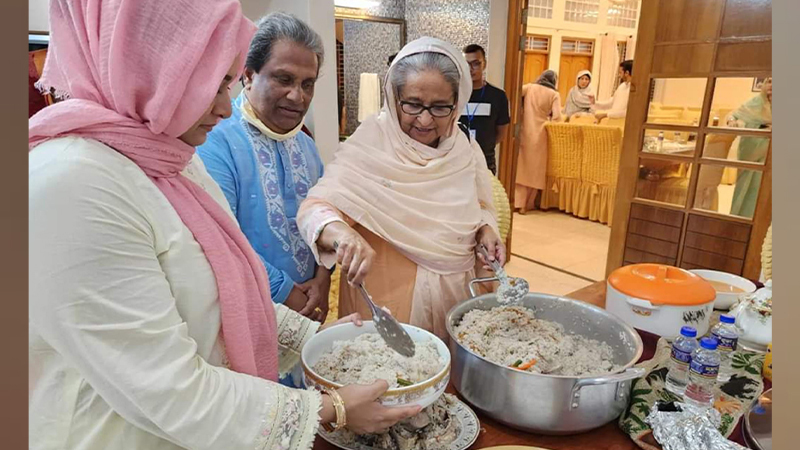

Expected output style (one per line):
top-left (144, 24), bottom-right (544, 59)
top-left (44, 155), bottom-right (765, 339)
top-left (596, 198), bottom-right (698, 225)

top-left (301, 321), bottom-right (451, 409)
top-left (690, 269), bottom-right (757, 310)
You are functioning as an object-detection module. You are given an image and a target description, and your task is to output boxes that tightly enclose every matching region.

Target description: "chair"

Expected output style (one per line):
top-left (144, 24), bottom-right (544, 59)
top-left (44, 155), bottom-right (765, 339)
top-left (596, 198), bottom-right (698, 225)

top-left (579, 126), bottom-right (623, 225)
top-left (570, 114), bottom-right (598, 125)
top-left (636, 162), bottom-right (691, 206)
top-left (540, 123), bottom-right (583, 213)
top-left (490, 175), bottom-right (512, 242)
top-left (327, 268), bottom-right (341, 324)
top-left (761, 223), bottom-right (772, 281)
top-left (599, 117), bottom-right (626, 129)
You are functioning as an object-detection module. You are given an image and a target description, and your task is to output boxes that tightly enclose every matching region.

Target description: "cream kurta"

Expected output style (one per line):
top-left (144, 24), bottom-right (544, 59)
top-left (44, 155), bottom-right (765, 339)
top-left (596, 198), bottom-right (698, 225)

top-left (30, 137), bottom-right (321, 450)
top-left (516, 83), bottom-right (562, 203)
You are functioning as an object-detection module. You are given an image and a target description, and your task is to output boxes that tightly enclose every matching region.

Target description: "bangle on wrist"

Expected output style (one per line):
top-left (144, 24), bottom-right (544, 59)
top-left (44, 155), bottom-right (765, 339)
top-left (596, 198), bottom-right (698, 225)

top-left (321, 388), bottom-right (346, 432)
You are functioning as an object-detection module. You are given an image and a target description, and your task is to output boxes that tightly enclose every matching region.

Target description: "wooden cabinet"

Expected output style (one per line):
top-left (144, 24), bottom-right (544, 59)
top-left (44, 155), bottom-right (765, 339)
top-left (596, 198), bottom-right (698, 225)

top-left (608, 0), bottom-right (772, 280)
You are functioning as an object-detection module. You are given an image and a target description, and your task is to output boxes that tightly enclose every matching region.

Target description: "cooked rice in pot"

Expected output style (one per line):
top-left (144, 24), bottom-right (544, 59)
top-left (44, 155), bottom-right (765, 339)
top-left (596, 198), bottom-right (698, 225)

top-left (313, 334), bottom-right (443, 388)
top-left (453, 305), bottom-right (620, 376)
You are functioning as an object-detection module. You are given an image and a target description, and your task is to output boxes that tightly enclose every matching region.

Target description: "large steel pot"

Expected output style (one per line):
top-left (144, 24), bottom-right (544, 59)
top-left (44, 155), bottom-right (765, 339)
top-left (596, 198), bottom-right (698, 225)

top-left (445, 278), bottom-right (645, 435)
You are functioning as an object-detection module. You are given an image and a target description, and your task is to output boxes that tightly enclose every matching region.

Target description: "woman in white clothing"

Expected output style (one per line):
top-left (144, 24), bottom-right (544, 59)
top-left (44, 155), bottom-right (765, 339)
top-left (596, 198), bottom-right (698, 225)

top-left (28, 1), bottom-right (418, 449)
top-left (563, 70), bottom-right (595, 121)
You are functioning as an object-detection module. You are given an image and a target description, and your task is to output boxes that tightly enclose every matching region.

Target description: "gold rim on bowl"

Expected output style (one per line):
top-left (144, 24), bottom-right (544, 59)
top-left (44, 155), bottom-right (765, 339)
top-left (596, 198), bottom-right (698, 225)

top-left (301, 322), bottom-right (451, 397)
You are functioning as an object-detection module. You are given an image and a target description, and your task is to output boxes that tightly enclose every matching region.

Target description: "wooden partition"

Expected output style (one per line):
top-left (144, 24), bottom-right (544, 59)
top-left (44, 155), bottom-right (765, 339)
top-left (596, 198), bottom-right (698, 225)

top-left (607, 0), bottom-right (772, 280)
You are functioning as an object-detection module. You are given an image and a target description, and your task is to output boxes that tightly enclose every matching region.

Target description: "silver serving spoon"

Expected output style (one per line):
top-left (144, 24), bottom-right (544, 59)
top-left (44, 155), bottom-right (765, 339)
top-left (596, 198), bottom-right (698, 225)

top-left (332, 240), bottom-right (415, 356)
top-left (478, 244), bottom-right (529, 304)
top-left (358, 283), bottom-right (416, 357)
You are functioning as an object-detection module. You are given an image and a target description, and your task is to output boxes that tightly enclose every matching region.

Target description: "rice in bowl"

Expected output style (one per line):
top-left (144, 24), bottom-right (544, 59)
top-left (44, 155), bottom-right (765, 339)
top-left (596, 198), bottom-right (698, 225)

top-left (313, 333), bottom-right (444, 388)
top-left (453, 305), bottom-right (620, 376)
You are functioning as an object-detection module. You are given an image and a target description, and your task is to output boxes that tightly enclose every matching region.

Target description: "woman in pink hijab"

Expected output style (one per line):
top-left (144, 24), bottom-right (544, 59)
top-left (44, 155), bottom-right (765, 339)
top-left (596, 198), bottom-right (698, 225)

top-left (28, 1), bottom-right (417, 449)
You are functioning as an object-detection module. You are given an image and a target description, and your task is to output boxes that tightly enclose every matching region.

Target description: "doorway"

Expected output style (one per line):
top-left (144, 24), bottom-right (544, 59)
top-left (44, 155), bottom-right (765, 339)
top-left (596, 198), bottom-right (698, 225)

top-left (557, 38), bottom-right (594, 101)
top-left (499, 3), bottom-right (645, 296)
top-left (606, 0), bottom-right (772, 280)
top-left (523, 35), bottom-right (550, 85)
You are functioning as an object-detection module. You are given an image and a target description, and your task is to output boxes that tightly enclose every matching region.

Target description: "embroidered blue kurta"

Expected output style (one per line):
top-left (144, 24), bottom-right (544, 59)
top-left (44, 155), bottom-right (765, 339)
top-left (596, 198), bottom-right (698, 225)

top-left (198, 93), bottom-right (324, 304)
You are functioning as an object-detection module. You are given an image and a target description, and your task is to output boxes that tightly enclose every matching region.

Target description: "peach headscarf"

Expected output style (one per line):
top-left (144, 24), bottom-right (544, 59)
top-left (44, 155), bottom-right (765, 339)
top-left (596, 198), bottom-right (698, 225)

top-left (306, 37), bottom-right (497, 274)
top-left (28, 0), bottom-right (279, 381)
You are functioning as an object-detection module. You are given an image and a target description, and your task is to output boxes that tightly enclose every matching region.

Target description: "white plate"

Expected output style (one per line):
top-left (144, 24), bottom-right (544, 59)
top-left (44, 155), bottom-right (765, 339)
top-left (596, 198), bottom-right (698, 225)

top-left (689, 269), bottom-right (756, 310)
top-left (317, 397), bottom-right (480, 450)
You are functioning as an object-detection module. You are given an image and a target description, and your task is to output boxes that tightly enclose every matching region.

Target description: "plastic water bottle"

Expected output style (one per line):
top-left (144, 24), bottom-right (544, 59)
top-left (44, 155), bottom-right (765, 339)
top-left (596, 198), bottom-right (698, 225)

top-left (684, 337), bottom-right (720, 408)
top-left (712, 315), bottom-right (739, 382)
top-left (657, 131), bottom-right (665, 152)
top-left (665, 326), bottom-right (699, 396)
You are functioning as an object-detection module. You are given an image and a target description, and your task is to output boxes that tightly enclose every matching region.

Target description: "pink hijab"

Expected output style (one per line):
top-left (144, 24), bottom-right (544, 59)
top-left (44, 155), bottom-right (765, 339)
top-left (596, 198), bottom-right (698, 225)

top-left (29, 0), bottom-right (279, 381)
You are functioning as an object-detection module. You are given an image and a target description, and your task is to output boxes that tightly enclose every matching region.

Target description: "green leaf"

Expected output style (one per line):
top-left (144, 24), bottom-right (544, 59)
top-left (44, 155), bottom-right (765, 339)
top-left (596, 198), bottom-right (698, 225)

top-left (629, 414), bottom-right (649, 431)
top-left (719, 414), bottom-right (734, 434)
top-left (621, 421), bottom-right (635, 435)
top-left (731, 352), bottom-right (750, 367)
top-left (631, 388), bottom-right (653, 397)
top-left (746, 366), bottom-right (761, 375)
top-left (659, 389), bottom-right (681, 402)
top-left (635, 403), bottom-right (651, 416)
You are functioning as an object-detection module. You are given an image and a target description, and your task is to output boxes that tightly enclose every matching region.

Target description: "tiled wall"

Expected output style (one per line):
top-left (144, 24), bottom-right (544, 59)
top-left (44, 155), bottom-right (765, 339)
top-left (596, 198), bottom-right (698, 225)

top-left (342, 19), bottom-right (403, 135)
top-left (335, 0), bottom-right (404, 20)
top-left (405, 0), bottom-right (490, 53)
top-left (337, 0), bottom-right (490, 134)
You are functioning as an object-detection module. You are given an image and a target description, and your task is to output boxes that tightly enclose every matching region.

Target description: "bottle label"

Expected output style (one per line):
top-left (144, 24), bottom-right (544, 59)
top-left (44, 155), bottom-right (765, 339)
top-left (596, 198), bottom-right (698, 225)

top-left (712, 331), bottom-right (738, 353)
top-left (690, 359), bottom-right (719, 379)
top-left (671, 346), bottom-right (692, 366)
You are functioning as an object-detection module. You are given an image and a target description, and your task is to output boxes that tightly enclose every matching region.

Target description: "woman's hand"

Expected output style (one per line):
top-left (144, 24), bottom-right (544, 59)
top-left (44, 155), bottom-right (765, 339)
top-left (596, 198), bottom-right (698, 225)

top-left (319, 222), bottom-right (376, 286)
top-left (476, 225), bottom-right (506, 268)
top-left (319, 312), bottom-right (363, 331)
top-left (339, 381), bottom-right (422, 434)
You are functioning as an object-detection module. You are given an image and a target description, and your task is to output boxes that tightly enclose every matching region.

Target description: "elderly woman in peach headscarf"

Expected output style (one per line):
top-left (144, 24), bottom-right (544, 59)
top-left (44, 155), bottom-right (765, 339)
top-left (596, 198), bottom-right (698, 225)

top-left (28, 1), bottom-right (419, 449)
top-left (297, 37), bottom-right (505, 340)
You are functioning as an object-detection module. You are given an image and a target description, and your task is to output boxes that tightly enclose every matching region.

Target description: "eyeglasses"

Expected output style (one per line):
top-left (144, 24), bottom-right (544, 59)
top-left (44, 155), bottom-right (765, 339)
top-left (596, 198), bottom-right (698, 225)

top-left (467, 61), bottom-right (484, 70)
top-left (398, 100), bottom-right (455, 118)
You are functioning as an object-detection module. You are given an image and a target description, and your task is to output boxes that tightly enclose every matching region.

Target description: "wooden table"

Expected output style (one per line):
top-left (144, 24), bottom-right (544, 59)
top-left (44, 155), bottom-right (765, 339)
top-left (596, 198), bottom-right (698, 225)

top-left (314, 281), bottom-right (639, 450)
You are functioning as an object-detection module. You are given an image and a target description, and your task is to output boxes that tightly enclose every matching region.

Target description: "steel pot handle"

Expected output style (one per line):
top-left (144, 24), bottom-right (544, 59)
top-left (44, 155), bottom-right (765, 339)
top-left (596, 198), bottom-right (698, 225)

top-left (569, 367), bottom-right (646, 410)
top-left (468, 277), bottom-right (499, 298)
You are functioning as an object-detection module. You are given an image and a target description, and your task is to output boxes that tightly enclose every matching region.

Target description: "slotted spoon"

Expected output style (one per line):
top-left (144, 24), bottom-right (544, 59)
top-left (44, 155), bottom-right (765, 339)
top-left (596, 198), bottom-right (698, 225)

top-left (332, 240), bottom-right (416, 356)
top-left (478, 244), bottom-right (529, 304)
top-left (357, 283), bottom-right (416, 357)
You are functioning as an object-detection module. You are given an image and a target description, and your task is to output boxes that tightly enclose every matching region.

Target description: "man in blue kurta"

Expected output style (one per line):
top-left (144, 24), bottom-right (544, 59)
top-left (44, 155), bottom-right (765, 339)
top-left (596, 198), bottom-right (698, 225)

top-left (198, 13), bottom-right (331, 330)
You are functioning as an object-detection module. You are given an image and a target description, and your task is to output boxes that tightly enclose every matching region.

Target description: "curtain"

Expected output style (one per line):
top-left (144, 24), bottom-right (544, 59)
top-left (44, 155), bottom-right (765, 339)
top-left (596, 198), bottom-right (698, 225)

top-left (597, 34), bottom-right (620, 101)
top-left (626, 35), bottom-right (637, 60)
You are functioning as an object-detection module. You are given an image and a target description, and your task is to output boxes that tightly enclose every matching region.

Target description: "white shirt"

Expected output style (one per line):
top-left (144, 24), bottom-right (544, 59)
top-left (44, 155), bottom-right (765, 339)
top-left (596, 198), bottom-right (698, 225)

top-left (595, 81), bottom-right (631, 119)
top-left (29, 137), bottom-right (320, 450)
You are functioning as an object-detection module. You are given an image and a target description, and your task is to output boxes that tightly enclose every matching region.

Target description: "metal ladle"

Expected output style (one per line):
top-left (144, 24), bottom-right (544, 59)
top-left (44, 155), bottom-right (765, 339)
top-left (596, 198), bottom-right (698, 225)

top-left (332, 240), bottom-right (416, 357)
top-left (357, 283), bottom-right (416, 357)
top-left (477, 244), bottom-right (529, 304)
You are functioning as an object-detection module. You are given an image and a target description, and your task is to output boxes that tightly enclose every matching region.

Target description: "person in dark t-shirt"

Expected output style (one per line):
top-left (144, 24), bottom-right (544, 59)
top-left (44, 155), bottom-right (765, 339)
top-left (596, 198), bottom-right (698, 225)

top-left (458, 44), bottom-right (510, 174)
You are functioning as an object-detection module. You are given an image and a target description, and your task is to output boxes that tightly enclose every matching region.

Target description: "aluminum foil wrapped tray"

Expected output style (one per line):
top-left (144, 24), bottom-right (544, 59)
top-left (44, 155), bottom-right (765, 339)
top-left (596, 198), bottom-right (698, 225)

top-left (644, 401), bottom-right (748, 450)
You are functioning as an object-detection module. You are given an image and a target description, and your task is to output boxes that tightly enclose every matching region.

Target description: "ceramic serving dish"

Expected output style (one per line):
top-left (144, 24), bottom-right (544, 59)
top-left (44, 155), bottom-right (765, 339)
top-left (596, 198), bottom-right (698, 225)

top-left (301, 321), bottom-right (450, 409)
top-left (689, 269), bottom-right (756, 310)
top-left (730, 280), bottom-right (772, 352)
top-left (606, 264), bottom-right (716, 339)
